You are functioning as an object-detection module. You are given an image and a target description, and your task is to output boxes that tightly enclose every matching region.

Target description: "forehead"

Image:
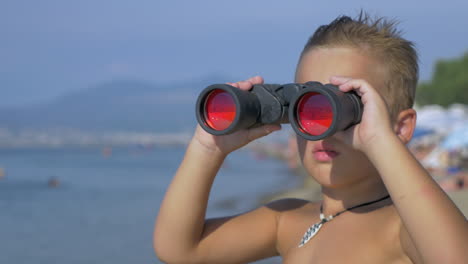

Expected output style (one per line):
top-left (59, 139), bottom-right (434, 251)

top-left (295, 47), bottom-right (384, 87)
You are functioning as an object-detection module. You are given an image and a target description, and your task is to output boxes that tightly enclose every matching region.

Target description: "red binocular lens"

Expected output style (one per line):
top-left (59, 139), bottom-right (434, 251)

top-left (196, 84), bottom-right (262, 135)
top-left (289, 82), bottom-right (362, 140)
top-left (296, 92), bottom-right (333, 136)
top-left (203, 89), bottom-right (237, 131)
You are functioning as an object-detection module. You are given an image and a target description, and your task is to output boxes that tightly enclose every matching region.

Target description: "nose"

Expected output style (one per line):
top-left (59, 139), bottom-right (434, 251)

top-left (329, 130), bottom-right (347, 141)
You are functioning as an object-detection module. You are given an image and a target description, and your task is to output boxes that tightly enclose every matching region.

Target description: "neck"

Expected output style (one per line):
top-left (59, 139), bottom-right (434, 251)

top-left (321, 174), bottom-right (390, 215)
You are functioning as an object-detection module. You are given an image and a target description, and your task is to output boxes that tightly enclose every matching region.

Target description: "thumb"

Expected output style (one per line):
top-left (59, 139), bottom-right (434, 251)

top-left (329, 76), bottom-right (352, 85)
top-left (246, 124), bottom-right (282, 142)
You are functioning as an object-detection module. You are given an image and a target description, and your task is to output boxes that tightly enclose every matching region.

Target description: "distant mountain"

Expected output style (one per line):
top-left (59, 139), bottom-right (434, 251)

top-left (0, 75), bottom-right (231, 133)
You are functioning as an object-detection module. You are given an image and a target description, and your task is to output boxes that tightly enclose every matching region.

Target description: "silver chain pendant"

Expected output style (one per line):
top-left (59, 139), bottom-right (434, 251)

top-left (298, 196), bottom-right (391, 248)
top-left (298, 221), bottom-right (323, 247)
top-left (298, 213), bottom-right (334, 247)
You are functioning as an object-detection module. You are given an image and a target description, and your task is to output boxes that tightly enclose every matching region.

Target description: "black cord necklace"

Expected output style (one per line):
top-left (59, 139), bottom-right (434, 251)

top-left (298, 194), bottom-right (391, 247)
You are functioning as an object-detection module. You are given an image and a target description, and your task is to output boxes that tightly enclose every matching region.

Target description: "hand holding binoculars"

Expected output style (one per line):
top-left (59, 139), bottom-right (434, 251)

top-left (195, 81), bottom-right (363, 140)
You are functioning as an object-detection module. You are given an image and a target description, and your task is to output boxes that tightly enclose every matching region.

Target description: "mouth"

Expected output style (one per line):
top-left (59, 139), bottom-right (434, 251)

top-left (312, 141), bottom-right (340, 161)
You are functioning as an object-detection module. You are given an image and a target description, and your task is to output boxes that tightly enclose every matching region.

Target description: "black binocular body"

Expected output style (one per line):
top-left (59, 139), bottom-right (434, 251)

top-left (195, 81), bottom-right (363, 140)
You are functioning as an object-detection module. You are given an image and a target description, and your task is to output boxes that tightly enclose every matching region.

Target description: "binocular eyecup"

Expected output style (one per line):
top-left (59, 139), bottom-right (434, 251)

top-left (195, 81), bottom-right (363, 140)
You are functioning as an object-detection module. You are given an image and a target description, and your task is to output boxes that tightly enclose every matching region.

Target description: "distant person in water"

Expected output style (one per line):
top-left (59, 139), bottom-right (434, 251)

top-left (48, 177), bottom-right (60, 188)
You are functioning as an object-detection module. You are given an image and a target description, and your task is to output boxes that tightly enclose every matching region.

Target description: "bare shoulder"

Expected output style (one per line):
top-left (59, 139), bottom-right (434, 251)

top-left (265, 198), bottom-right (318, 221)
top-left (265, 198), bottom-right (320, 254)
top-left (195, 198), bottom-right (316, 263)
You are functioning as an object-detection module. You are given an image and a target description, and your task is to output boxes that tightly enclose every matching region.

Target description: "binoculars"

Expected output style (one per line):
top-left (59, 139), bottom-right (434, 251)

top-left (195, 81), bottom-right (363, 140)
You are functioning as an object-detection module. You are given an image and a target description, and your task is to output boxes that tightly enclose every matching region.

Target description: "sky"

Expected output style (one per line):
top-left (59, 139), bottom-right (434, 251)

top-left (1, 0), bottom-right (467, 107)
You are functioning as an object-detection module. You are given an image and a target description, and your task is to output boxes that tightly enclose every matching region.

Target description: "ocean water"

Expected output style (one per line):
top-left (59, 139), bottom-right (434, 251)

top-left (0, 147), bottom-right (297, 263)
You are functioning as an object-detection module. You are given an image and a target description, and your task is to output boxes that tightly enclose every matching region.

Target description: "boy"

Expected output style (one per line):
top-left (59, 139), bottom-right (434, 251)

top-left (154, 13), bottom-right (468, 263)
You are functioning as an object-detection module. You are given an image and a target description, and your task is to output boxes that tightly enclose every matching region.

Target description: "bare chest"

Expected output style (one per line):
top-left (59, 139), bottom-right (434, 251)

top-left (279, 209), bottom-right (410, 264)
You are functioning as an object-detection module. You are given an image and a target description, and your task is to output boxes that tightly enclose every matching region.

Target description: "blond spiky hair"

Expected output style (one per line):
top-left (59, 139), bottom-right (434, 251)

top-left (301, 12), bottom-right (419, 120)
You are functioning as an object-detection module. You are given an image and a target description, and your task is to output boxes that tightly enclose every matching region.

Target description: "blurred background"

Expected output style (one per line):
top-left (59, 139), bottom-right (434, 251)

top-left (1, 0), bottom-right (467, 263)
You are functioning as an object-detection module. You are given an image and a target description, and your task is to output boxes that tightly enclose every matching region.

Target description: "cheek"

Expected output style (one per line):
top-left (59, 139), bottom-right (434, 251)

top-left (296, 136), bottom-right (308, 159)
top-left (296, 137), bottom-right (320, 172)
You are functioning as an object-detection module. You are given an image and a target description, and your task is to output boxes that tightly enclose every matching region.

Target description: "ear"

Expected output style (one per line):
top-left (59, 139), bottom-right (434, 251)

top-left (393, 108), bottom-right (417, 144)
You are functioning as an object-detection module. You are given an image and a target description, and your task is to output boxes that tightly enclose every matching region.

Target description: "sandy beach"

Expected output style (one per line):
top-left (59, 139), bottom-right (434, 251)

top-left (448, 190), bottom-right (468, 217)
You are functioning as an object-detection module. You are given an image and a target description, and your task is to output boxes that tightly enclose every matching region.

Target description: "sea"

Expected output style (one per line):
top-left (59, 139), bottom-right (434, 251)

top-left (0, 146), bottom-right (298, 263)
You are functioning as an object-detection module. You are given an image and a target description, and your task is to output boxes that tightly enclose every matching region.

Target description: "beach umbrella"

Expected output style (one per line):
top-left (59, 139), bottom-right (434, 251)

top-left (412, 127), bottom-right (435, 139)
top-left (441, 123), bottom-right (468, 151)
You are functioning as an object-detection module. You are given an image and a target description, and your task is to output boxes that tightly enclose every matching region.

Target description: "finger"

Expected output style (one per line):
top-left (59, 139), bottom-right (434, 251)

top-left (329, 76), bottom-right (352, 85)
top-left (246, 75), bottom-right (264, 85)
top-left (239, 76), bottom-right (264, 90)
top-left (338, 79), bottom-right (369, 96)
top-left (227, 82), bottom-right (240, 88)
top-left (228, 76), bottom-right (264, 91)
top-left (237, 80), bottom-right (253, 90)
top-left (247, 124), bottom-right (282, 142)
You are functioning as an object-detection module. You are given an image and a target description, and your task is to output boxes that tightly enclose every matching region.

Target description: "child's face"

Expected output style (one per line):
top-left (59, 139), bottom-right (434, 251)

top-left (294, 46), bottom-right (386, 187)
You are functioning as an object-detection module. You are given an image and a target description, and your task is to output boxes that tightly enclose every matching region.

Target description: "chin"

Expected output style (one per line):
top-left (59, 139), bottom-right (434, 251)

top-left (304, 163), bottom-right (357, 188)
top-left (302, 155), bottom-right (372, 189)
